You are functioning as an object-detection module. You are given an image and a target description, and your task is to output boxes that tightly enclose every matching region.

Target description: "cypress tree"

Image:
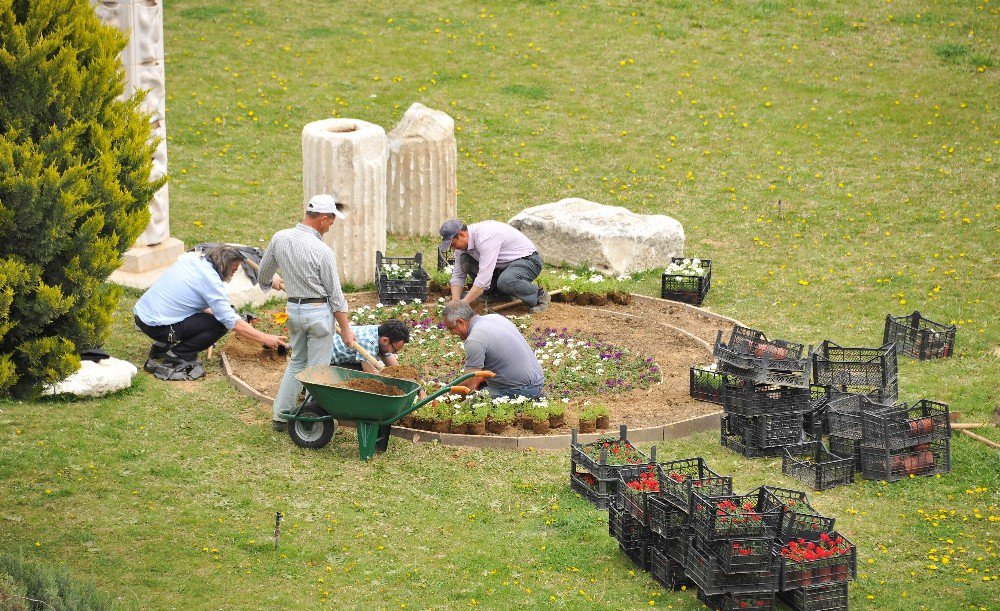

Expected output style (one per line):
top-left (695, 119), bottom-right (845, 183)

top-left (0, 0), bottom-right (165, 397)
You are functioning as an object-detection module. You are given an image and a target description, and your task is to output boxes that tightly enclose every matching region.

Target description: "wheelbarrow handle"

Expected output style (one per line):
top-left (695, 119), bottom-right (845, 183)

top-left (473, 370), bottom-right (495, 378)
top-left (391, 371), bottom-right (494, 422)
top-left (449, 386), bottom-right (471, 395)
top-left (350, 340), bottom-right (385, 371)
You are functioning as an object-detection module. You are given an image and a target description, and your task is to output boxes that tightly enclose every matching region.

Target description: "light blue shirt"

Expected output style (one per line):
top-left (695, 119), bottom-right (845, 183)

top-left (134, 254), bottom-right (239, 330)
top-left (330, 325), bottom-right (380, 364)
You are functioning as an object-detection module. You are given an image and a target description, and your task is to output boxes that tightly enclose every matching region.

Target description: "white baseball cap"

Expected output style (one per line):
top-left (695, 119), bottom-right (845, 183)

top-left (306, 192), bottom-right (347, 218)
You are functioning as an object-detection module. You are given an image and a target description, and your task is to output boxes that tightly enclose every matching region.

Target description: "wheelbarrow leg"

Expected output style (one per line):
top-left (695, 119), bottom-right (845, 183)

top-left (356, 421), bottom-right (383, 461)
top-left (374, 424), bottom-right (392, 453)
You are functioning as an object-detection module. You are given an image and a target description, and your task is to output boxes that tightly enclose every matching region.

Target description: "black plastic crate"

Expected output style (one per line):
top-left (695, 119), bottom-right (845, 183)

top-left (658, 529), bottom-right (691, 564)
top-left (617, 464), bottom-right (662, 525)
top-left (778, 582), bottom-right (849, 611)
top-left (703, 537), bottom-right (776, 574)
top-left (375, 251), bottom-right (429, 304)
top-left (570, 467), bottom-right (613, 510)
top-left (649, 543), bottom-right (693, 590)
top-left (756, 487), bottom-right (835, 543)
top-left (826, 393), bottom-right (896, 441)
top-left (723, 379), bottom-right (812, 417)
top-left (657, 457), bottom-right (732, 511)
top-left (735, 412), bottom-right (806, 448)
top-left (647, 496), bottom-right (690, 539)
top-left (571, 426), bottom-right (651, 482)
top-left (690, 365), bottom-right (726, 404)
top-left (777, 532), bottom-right (857, 590)
top-left (883, 311), bottom-right (956, 360)
top-left (714, 326), bottom-right (812, 388)
top-left (609, 502), bottom-right (649, 570)
top-left (860, 399), bottom-right (951, 451)
top-left (860, 437), bottom-right (951, 482)
top-left (804, 386), bottom-right (831, 438)
top-left (697, 589), bottom-right (777, 611)
top-left (782, 441), bottom-right (856, 491)
top-left (436, 248), bottom-right (455, 271)
top-left (685, 539), bottom-right (779, 595)
top-left (828, 435), bottom-right (862, 471)
top-left (689, 490), bottom-right (783, 542)
top-left (720, 416), bottom-right (788, 458)
top-left (661, 257), bottom-right (712, 305)
top-left (812, 340), bottom-right (899, 401)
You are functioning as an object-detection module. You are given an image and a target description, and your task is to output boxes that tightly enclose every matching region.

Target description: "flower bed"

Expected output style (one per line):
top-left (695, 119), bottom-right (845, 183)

top-left (660, 257), bottom-right (712, 306)
top-left (882, 311), bottom-right (956, 360)
top-left (778, 533), bottom-right (857, 590)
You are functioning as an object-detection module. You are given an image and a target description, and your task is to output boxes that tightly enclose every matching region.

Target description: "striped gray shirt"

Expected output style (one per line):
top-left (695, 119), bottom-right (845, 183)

top-left (258, 223), bottom-right (348, 313)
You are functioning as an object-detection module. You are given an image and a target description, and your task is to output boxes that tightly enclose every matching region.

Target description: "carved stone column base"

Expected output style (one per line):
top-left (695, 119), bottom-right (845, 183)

top-left (108, 237), bottom-right (184, 289)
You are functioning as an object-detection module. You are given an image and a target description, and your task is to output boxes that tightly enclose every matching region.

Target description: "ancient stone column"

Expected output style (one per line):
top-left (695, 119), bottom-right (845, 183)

top-left (302, 119), bottom-right (388, 287)
top-left (96, 0), bottom-right (183, 288)
top-left (386, 103), bottom-right (458, 236)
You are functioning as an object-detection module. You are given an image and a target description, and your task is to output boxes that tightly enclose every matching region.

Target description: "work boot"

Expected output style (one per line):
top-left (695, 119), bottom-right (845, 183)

top-left (271, 420), bottom-right (288, 432)
top-left (528, 288), bottom-right (550, 314)
top-left (148, 341), bottom-right (170, 359)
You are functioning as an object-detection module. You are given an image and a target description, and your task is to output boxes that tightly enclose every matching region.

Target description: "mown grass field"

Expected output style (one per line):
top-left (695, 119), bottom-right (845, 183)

top-left (1, 0), bottom-right (998, 609)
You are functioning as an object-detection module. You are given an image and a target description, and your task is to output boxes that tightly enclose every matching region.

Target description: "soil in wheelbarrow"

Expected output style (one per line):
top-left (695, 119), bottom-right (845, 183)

top-left (221, 292), bottom-right (732, 434)
top-left (380, 365), bottom-right (420, 381)
top-left (336, 378), bottom-right (405, 396)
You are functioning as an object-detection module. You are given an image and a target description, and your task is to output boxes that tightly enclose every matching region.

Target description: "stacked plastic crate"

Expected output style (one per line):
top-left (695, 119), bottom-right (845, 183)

top-left (569, 426), bottom-right (651, 510)
top-left (712, 326), bottom-right (813, 458)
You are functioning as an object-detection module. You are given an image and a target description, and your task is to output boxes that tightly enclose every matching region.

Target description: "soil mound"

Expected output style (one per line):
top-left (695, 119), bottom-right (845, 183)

top-left (224, 335), bottom-right (285, 362)
top-left (380, 365), bottom-right (419, 381)
top-left (336, 378), bottom-right (404, 396)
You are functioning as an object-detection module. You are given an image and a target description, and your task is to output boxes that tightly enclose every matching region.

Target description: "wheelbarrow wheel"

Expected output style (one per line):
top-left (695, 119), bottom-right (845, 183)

top-left (287, 401), bottom-right (336, 449)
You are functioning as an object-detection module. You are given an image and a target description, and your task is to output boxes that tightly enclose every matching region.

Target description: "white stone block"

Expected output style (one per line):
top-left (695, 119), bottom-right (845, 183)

top-left (43, 357), bottom-right (138, 398)
top-left (302, 118), bottom-right (388, 287)
top-left (386, 103), bottom-right (458, 237)
top-left (508, 198), bottom-right (685, 275)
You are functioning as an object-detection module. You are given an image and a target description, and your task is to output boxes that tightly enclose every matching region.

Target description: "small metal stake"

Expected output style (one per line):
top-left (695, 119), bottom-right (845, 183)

top-left (274, 511), bottom-right (283, 550)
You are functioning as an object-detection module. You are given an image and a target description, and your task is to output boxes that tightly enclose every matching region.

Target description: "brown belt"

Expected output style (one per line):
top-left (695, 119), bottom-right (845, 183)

top-left (287, 297), bottom-right (327, 304)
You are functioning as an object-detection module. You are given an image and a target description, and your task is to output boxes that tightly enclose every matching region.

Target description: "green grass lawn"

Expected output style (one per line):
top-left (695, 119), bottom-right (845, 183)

top-left (2, 0), bottom-right (998, 608)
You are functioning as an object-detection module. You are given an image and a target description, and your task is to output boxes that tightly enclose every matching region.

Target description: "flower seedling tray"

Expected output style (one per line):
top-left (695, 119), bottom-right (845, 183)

top-left (690, 365), bottom-right (726, 404)
top-left (660, 257), bottom-right (712, 305)
top-left (782, 441), bottom-right (856, 491)
top-left (658, 456), bottom-right (733, 511)
top-left (720, 416), bottom-right (788, 459)
top-left (689, 490), bottom-right (783, 542)
top-left (696, 589), bottom-right (777, 611)
top-left (375, 251), bottom-right (429, 304)
top-left (617, 464), bottom-right (663, 525)
top-left (826, 393), bottom-right (896, 441)
top-left (860, 437), bottom-right (951, 482)
top-left (714, 326), bottom-right (812, 388)
top-left (649, 544), bottom-right (693, 591)
top-left (723, 379), bottom-right (811, 417)
top-left (609, 501), bottom-right (649, 570)
top-left (569, 466), bottom-right (613, 510)
top-left (685, 539), bottom-right (779, 595)
top-left (778, 532), bottom-right (857, 590)
top-left (571, 426), bottom-right (650, 482)
top-left (883, 311), bottom-right (956, 360)
top-left (705, 537), bottom-right (776, 574)
top-left (778, 582), bottom-right (849, 611)
top-left (860, 399), bottom-right (951, 451)
top-left (812, 340), bottom-right (899, 402)
top-left (756, 486), bottom-right (835, 543)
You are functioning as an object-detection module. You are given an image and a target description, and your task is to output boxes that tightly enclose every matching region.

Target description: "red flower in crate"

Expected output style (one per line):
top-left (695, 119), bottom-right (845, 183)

top-left (578, 473), bottom-right (598, 487)
top-left (626, 465), bottom-right (660, 493)
top-left (714, 499), bottom-right (763, 526)
top-left (780, 534), bottom-right (852, 562)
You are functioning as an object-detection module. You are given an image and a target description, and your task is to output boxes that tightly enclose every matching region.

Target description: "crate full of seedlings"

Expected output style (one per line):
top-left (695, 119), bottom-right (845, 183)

top-left (696, 589), bottom-right (776, 611)
top-left (689, 490), bottom-right (783, 542)
top-left (756, 486), bottom-right (835, 543)
top-left (375, 251), bottom-right (429, 304)
top-left (777, 532), bottom-right (857, 590)
top-left (883, 311), bottom-right (956, 360)
top-left (714, 326), bottom-right (813, 388)
top-left (860, 399), bottom-right (950, 451)
top-left (690, 364), bottom-right (726, 404)
top-left (778, 582), bottom-right (849, 611)
top-left (609, 499), bottom-right (649, 570)
top-left (570, 427), bottom-right (650, 509)
top-left (860, 437), bottom-right (951, 482)
top-left (782, 441), bottom-right (856, 491)
top-left (722, 379), bottom-right (811, 417)
top-left (812, 340), bottom-right (899, 402)
top-left (617, 463), bottom-right (662, 526)
top-left (661, 257), bottom-right (712, 305)
top-left (826, 393), bottom-right (896, 441)
top-left (657, 457), bottom-right (733, 511)
top-left (685, 538), bottom-right (779, 596)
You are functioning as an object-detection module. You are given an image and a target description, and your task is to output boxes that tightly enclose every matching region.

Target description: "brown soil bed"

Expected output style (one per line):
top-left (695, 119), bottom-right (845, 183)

top-left (380, 365), bottom-right (419, 381)
top-left (336, 378), bottom-right (404, 396)
top-left (221, 292), bottom-right (735, 435)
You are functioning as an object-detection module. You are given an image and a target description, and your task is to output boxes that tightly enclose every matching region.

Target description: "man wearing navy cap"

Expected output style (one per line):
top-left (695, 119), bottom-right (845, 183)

top-left (259, 192), bottom-right (357, 431)
top-left (439, 219), bottom-right (549, 313)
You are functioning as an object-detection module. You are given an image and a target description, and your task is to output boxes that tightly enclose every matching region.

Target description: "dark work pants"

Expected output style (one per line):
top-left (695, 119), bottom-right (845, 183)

top-left (459, 252), bottom-right (543, 306)
top-left (134, 313), bottom-right (228, 362)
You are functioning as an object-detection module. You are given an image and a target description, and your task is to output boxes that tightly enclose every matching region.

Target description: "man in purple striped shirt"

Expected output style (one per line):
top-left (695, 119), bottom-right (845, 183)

top-left (439, 219), bottom-right (549, 313)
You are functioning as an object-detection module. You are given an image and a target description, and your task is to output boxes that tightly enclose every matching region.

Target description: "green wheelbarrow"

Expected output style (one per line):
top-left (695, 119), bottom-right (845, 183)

top-left (281, 365), bottom-right (495, 460)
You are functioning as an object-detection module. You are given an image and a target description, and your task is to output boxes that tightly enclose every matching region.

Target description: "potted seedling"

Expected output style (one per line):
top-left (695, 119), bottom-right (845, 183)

top-left (578, 406), bottom-right (597, 434)
top-left (486, 403), bottom-right (514, 435)
top-left (548, 401), bottom-right (565, 428)
top-left (592, 404), bottom-right (611, 429)
top-left (468, 402), bottom-right (489, 435)
top-left (530, 404), bottom-right (550, 435)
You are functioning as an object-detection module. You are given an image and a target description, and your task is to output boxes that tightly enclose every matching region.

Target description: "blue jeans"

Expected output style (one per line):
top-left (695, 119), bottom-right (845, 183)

top-left (272, 303), bottom-right (335, 421)
top-left (487, 382), bottom-right (543, 400)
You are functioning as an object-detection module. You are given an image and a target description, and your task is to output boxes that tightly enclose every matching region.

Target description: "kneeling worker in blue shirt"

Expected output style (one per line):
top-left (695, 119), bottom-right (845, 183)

top-left (329, 318), bottom-right (411, 373)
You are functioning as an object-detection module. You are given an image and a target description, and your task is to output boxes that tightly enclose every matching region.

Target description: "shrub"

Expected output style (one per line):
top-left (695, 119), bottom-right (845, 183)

top-left (0, 0), bottom-right (165, 397)
top-left (0, 554), bottom-right (114, 610)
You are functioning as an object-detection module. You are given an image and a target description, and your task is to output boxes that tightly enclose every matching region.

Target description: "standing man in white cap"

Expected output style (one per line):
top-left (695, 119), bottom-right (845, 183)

top-left (259, 192), bottom-right (357, 431)
top-left (439, 219), bottom-right (549, 313)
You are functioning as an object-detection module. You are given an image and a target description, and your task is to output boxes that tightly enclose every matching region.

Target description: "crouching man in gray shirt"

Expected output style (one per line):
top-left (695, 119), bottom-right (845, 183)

top-left (441, 301), bottom-right (544, 398)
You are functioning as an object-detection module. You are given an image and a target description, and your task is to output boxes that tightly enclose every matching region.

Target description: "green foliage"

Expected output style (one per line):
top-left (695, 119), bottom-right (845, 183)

top-left (0, 554), bottom-right (113, 610)
top-left (934, 43), bottom-right (970, 61)
top-left (0, 0), bottom-right (164, 397)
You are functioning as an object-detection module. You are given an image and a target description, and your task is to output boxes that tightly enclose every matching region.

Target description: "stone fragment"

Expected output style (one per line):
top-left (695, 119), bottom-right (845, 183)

top-left (509, 198), bottom-right (685, 275)
top-left (43, 358), bottom-right (138, 398)
top-left (386, 103), bottom-right (458, 237)
top-left (302, 118), bottom-right (388, 286)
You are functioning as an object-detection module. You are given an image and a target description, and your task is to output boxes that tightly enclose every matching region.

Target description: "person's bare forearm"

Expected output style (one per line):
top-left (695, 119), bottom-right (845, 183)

top-left (463, 285), bottom-right (484, 303)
